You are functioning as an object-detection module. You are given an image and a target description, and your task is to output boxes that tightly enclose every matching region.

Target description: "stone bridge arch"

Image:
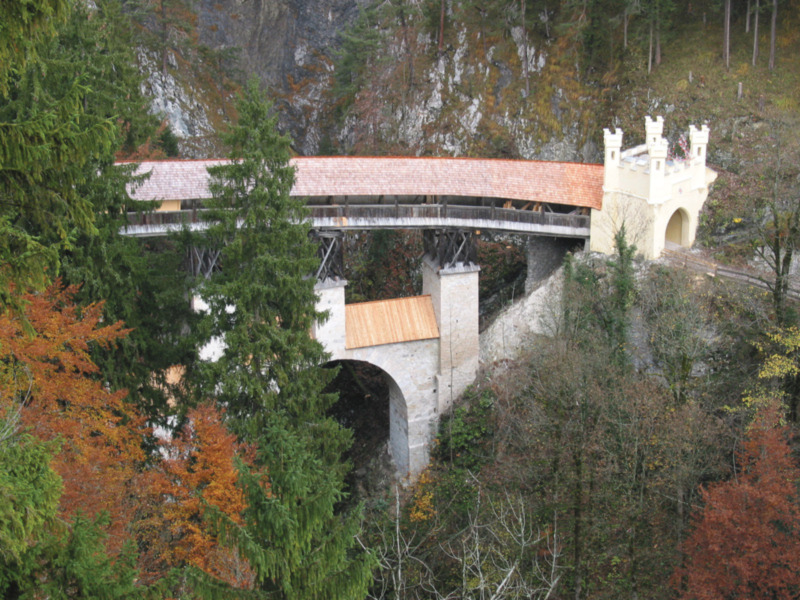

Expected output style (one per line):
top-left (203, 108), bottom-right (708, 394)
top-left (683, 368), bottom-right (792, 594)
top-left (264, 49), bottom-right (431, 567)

top-left (322, 315), bottom-right (440, 478)
top-left (313, 255), bottom-right (479, 480)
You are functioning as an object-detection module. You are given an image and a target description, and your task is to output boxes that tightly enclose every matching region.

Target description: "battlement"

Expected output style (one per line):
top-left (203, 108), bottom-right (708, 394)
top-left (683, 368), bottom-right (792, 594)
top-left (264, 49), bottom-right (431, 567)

top-left (592, 116), bottom-right (716, 259)
top-left (603, 115), bottom-right (710, 205)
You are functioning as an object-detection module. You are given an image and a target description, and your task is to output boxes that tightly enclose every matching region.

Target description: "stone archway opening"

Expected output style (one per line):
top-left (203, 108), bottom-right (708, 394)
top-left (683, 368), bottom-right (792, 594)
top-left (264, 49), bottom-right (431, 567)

top-left (665, 208), bottom-right (689, 248)
top-left (324, 360), bottom-right (396, 499)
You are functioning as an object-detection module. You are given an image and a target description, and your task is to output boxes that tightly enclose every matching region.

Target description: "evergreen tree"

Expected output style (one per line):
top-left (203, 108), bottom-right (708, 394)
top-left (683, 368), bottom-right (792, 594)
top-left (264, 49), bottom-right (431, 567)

top-left (0, 0), bottom-right (70, 96)
top-left (194, 79), bottom-right (374, 598)
top-left (606, 226), bottom-right (637, 363)
top-left (9, 0), bottom-right (201, 422)
top-left (0, 0), bottom-right (117, 310)
top-left (333, 2), bottom-right (382, 120)
top-left (0, 427), bottom-right (142, 598)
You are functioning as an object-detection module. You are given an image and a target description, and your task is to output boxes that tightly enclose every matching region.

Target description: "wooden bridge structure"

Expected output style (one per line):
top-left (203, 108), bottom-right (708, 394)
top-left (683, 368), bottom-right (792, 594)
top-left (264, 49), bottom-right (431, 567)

top-left (122, 156), bottom-right (602, 239)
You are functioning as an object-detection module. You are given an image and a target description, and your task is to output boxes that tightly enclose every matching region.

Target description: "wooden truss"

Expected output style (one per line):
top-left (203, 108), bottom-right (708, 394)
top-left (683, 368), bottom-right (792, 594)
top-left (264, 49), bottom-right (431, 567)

top-left (423, 229), bottom-right (477, 269)
top-left (311, 230), bottom-right (345, 282)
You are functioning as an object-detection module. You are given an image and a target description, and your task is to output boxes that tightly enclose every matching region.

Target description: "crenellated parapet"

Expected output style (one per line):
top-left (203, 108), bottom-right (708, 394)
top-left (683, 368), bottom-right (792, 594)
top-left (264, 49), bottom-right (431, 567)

top-left (591, 116), bottom-right (717, 259)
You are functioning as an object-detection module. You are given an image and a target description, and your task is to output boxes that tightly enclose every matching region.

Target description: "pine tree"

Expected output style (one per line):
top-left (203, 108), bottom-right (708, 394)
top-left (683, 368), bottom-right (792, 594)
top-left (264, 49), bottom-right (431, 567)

top-left (194, 79), bottom-right (374, 598)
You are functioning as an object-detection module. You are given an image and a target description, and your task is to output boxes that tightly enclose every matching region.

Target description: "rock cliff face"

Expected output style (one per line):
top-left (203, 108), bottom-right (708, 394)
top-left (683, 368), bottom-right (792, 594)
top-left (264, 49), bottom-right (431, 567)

top-left (192, 0), bottom-right (361, 154)
top-left (137, 0), bottom-right (601, 160)
top-left (337, 24), bottom-right (597, 161)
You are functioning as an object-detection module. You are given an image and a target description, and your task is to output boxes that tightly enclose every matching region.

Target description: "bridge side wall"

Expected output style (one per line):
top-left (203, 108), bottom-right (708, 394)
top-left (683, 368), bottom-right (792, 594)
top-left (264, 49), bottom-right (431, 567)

top-left (480, 266), bottom-right (564, 364)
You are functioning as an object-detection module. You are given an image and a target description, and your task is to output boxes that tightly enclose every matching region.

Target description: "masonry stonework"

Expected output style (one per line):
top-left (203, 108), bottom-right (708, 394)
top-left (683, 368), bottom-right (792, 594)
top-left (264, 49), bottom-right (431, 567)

top-left (313, 262), bottom-right (479, 480)
top-left (422, 257), bottom-right (480, 415)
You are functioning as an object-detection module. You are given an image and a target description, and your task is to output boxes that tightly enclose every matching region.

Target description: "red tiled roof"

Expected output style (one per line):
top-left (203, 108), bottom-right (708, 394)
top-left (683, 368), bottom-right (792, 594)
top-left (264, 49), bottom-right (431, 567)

top-left (125, 157), bottom-right (604, 210)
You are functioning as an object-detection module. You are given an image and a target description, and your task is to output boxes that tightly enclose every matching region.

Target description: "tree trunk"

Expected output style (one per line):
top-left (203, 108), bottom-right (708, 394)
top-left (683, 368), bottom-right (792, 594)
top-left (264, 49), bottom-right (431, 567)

top-left (521, 0), bottom-right (529, 97)
top-left (753, 0), bottom-right (760, 65)
top-left (438, 0), bottom-right (446, 55)
top-left (572, 450), bottom-right (584, 600)
top-left (769, 0), bottom-right (777, 70)
top-left (161, 0), bottom-right (168, 78)
top-left (655, 15), bottom-right (662, 66)
top-left (746, 0), bottom-right (751, 32)
top-left (648, 21), bottom-right (653, 74)
top-left (398, 7), bottom-right (414, 90)
top-left (624, 10), bottom-right (629, 48)
top-left (724, 0), bottom-right (731, 69)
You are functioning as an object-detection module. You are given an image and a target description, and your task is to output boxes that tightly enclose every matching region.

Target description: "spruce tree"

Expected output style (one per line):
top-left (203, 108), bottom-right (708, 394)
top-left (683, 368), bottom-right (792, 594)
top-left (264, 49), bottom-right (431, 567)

top-left (51, 0), bottom-right (199, 422)
top-left (0, 0), bottom-right (116, 309)
top-left (195, 79), bottom-right (374, 598)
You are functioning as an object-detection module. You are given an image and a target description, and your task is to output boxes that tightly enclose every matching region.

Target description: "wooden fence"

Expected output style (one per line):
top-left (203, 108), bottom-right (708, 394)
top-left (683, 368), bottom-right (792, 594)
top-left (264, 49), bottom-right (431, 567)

top-left (661, 248), bottom-right (800, 300)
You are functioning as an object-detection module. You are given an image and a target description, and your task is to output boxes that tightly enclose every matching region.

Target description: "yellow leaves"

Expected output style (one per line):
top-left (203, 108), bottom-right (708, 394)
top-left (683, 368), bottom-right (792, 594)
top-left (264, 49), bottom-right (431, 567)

top-left (757, 327), bottom-right (800, 380)
top-left (759, 354), bottom-right (799, 379)
top-left (409, 467), bottom-right (436, 523)
top-left (731, 327), bottom-right (800, 422)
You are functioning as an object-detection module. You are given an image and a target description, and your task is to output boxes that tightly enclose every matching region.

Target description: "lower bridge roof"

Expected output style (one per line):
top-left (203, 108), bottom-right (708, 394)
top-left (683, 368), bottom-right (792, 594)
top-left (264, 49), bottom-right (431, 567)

top-left (345, 295), bottom-right (439, 349)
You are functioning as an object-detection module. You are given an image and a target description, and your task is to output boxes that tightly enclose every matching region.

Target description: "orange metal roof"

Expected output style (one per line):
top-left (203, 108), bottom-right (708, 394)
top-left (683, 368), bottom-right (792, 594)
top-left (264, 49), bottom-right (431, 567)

top-left (124, 157), bottom-right (604, 210)
top-left (345, 296), bottom-right (439, 349)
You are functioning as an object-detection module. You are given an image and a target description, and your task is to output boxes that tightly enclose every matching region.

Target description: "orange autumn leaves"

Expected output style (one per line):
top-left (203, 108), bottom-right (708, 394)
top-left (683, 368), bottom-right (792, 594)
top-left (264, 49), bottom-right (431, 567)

top-left (0, 284), bottom-right (139, 553)
top-left (0, 284), bottom-right (258, 587)
top-left (150, 403), bottom-right (258, 587)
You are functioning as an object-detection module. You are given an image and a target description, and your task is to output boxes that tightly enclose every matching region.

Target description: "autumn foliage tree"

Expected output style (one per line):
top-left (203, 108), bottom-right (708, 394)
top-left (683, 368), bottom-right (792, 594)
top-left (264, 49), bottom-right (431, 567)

top-left (0, 284), bottom-right (154, 596)
top-left (675, 404), bottom-right (800, 600)
top-left (0, 284), bottom-right (148, 554)
top-left (145, 402), bottom-right (257, 589)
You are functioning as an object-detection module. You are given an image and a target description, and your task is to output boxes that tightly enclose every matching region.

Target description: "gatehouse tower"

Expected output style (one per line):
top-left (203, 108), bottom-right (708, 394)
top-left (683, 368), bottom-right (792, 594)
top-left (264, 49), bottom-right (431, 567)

top-left (590, 116), bottom-right (716, 259)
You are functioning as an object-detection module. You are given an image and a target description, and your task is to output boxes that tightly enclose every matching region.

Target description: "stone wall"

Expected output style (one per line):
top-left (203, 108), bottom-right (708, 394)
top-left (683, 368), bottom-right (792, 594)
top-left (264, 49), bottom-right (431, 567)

top-left (479, 267), bottom-right (563, 365)
top-left (422, 258), bottom-right (480, 415)
top-left (525, 237), bottom-right (578, 293)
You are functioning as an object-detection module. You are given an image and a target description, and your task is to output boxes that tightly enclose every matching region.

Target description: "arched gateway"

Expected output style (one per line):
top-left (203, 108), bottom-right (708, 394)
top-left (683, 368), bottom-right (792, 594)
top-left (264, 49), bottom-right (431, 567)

top-left (665, 208), bottom-right (689, 247)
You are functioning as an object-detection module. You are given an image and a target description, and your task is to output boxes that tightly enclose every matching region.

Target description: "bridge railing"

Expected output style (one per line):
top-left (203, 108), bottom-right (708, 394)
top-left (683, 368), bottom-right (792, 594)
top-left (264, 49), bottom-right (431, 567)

top-left (312, 204), bottom-right (589, 228)
top-left (125, 204), bottom-right (590, 231)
